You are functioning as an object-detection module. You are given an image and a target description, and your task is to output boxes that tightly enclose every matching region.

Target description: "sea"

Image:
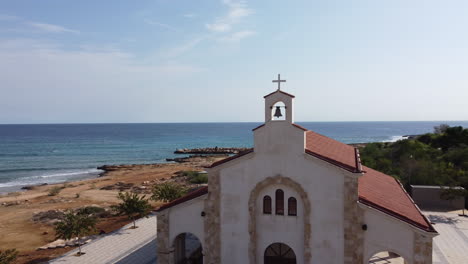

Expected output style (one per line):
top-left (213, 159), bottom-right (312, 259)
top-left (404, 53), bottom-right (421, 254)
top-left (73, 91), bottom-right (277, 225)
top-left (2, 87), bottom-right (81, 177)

top-left (1, 121), bottom-right (467, 193)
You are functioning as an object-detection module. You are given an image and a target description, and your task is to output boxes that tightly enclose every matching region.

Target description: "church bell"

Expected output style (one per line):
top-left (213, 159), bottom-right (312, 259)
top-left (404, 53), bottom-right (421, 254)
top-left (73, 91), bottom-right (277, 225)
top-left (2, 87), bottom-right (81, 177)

top-left (274, 106), bottom-right (282, 118)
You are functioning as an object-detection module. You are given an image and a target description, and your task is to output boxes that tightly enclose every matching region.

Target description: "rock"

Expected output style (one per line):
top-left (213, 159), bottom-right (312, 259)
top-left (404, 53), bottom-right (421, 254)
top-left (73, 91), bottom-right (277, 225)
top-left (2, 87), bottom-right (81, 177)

top-left (42, 231), bottom-right (48, 235)
top-left (32, 210), bottom-right (65, 224)
top-left (174, 147), bottom-right (252, 155)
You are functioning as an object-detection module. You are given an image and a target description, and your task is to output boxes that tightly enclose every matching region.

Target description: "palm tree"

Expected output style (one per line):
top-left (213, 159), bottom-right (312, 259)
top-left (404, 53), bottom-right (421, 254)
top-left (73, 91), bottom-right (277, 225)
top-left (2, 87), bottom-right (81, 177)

top-left (55, 210), bottom-right (97, 256)
top-left (112, 192), bottom-right (152, 229)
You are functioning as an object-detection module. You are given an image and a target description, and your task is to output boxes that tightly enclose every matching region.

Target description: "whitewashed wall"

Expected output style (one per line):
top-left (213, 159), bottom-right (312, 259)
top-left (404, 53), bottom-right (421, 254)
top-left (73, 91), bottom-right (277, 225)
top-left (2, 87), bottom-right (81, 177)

top-left (362, 206), bottom-right (415, 263)
top-left (216, 120), bottom-right (349, 264)
top-left (168, 196), bottom-right (206, 250)
top-left (256, 185), bottom-right (304, 263)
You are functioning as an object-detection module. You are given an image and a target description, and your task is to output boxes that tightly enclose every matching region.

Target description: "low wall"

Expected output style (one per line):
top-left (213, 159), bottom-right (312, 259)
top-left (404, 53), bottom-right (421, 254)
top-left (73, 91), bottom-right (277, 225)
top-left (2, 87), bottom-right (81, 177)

top-left (411, 185), bottom-right (465, 210)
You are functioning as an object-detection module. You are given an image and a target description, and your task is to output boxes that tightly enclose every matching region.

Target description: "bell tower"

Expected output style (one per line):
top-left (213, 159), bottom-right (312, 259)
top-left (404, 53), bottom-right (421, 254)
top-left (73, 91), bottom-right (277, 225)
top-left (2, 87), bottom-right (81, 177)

top-left (264, 74), bottom-right (295, 124)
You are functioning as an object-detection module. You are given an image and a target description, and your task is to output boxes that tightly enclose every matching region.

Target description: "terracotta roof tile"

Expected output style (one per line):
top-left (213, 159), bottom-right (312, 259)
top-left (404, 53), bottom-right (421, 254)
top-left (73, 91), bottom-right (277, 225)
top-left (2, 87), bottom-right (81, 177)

top-left (305, 130), bottom-right (360, 172)
top-left (157, 123), bottom-right (436, 233)
top-left (358, 166), bottom-right (436, 232)
top-left (206, 149), bottom-right (254, 168)
top-left (156, 186), bottom-right (208, 212)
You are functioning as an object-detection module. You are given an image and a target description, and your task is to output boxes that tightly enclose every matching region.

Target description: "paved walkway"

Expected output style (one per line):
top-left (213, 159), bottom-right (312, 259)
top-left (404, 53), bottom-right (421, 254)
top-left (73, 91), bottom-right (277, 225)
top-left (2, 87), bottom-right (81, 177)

top-left (50, 214), bottom-right (157, 264)
top-left (424, 211), bottom-right (468, 264)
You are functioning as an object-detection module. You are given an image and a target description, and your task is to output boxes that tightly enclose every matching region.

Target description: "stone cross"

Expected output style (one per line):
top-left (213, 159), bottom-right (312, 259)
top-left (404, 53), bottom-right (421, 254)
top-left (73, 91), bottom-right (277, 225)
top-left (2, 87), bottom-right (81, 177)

top-left (272, 74), bottom-right (286, 91)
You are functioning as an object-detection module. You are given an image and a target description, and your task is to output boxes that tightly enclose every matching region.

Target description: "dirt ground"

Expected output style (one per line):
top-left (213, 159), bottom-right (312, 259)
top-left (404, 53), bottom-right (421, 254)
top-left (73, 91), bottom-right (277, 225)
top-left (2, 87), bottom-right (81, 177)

top-left (0, 159), bottom-right (219, 264)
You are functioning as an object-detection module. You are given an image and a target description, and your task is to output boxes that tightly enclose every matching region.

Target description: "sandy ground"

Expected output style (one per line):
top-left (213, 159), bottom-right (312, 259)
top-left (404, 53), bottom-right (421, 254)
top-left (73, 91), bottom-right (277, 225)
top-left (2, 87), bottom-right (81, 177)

top-left (0, 158), bottom-right (221, 264)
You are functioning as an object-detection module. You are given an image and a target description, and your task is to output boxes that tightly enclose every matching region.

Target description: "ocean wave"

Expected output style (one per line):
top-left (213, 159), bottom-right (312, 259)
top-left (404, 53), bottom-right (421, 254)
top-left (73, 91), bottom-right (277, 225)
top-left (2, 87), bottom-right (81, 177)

top-left (39, 170), bottom-right (100, 178)
top-left (384, 135), bottom-right (408, 143)
top-left (0, 169), bottom-right (102, 189)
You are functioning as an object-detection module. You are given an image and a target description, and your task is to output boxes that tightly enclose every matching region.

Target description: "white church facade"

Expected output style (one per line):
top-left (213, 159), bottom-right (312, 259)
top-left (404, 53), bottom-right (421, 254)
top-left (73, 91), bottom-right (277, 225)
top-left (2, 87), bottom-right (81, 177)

top-left (156, 78), bottom-right (437, 264)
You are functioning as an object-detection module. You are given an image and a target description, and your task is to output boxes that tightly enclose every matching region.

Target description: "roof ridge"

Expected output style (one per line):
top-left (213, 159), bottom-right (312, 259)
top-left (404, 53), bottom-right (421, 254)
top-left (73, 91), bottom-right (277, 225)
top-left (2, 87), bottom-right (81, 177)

top-left (156, 186), bottom-right (208, 212)
top-left (263, 90), bottom-right (295, 98)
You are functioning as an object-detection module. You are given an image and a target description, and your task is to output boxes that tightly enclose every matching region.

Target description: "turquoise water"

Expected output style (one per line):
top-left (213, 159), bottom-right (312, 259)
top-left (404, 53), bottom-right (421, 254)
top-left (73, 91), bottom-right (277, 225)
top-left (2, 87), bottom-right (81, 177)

top-left (1, 121), bottom-right (467, 192)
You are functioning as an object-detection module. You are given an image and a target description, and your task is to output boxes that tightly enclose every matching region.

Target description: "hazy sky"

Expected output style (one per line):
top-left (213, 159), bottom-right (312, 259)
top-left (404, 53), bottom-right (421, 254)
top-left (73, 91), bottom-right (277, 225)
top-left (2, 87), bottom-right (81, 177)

top-left (1, 0), bottom-right (467, 123)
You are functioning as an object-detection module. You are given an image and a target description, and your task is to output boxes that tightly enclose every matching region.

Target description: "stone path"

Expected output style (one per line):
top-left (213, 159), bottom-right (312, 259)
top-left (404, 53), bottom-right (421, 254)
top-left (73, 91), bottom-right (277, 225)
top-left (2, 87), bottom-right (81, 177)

top-left (424, 211), bottom-right (468, 264)
top-left (50, 214), bottom-right (157, 264)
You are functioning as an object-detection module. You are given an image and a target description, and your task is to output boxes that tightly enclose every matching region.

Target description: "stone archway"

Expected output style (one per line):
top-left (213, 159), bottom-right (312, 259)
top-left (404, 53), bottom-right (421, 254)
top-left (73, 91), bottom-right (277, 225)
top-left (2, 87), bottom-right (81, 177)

top-left (248, 175), bottom-right (311, 263)
top-left (264, 242), bottom-right (297, 264)
top-left (173, 232), bottom-right (203, 264)
top-left (368, 251), bottom-right (409, 264)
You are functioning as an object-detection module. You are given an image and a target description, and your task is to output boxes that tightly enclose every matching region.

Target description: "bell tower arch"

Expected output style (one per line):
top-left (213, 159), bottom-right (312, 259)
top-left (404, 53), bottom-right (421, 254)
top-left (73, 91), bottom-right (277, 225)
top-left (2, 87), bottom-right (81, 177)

top-left (264, 74), bottom-right (295, 124)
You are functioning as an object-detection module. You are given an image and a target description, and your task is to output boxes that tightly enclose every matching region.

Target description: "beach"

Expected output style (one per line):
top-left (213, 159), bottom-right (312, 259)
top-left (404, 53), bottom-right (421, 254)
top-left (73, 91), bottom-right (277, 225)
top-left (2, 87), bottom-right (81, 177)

top-left (0, 156), bottom-right (221, 264)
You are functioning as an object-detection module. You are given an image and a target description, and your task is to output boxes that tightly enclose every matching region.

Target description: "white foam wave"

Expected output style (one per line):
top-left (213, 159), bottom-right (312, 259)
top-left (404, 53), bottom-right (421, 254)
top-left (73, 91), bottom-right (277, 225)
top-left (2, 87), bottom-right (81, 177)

top-left (39, 169), bottom-right (100, 178)
top-left (0, 169), bottom-right (102, 189)
top-left (384, 135), bottom-right (408, 143)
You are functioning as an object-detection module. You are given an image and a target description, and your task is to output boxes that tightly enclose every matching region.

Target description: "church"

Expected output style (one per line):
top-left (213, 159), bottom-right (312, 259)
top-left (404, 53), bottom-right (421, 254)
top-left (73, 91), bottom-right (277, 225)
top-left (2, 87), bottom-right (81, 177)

top-left (156, 76), bottom-right (437, 264)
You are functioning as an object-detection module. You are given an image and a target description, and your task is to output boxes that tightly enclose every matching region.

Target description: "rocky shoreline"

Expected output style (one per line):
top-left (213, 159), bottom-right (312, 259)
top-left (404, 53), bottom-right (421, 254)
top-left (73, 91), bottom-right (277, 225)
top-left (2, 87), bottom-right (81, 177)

top-left (174, 147), bottom-right (251, 154)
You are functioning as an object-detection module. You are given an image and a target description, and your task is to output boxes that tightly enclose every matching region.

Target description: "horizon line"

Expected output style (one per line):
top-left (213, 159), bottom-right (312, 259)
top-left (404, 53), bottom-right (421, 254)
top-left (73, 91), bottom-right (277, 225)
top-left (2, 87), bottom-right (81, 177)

top-left (1, 120), bottom-right (468, 125)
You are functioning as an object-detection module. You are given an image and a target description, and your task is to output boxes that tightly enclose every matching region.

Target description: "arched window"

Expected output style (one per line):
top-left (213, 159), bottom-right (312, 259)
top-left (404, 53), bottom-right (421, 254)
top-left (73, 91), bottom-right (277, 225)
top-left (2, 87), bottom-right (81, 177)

top-left (263, 196), bottom-right (272, 214)
top-left (288, 197), bottom-right (297, 216)
top-left (275, 189), bottom-right (284, 215)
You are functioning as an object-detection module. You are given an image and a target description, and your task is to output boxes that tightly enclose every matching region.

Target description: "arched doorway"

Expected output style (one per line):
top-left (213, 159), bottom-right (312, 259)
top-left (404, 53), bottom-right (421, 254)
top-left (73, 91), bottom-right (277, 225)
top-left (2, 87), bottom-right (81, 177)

top-left (369, 251), bottom-right (407, 264)
top-left (173, 233), bottom-right (203, 264)
top-left (264, 243), bottom-right (296, 264)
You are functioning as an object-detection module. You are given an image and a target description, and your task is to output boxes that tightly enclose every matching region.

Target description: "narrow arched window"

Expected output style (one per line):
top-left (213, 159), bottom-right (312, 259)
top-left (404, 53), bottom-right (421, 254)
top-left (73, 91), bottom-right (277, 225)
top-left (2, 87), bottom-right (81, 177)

top-left (275, 189), bottom-right (284, 215)
top-left (263, 196), bottom-right (272, 214)
top-left (288, 197), bottom-right (297, 216)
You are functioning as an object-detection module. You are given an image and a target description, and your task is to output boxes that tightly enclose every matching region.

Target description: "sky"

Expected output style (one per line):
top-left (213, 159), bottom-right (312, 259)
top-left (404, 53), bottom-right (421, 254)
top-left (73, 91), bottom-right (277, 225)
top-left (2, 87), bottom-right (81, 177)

top-left (0, 0), bottom-right (467, 124)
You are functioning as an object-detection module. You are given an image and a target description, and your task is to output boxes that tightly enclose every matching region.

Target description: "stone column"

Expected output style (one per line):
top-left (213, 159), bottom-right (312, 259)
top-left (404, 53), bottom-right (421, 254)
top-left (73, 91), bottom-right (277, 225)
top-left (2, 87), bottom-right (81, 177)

top-left (413, 233), bottom-right (433, 264)
top-left (157, 212), bottom-right (172, 264)
top-left (343, 175), bottom-right (364, 264)
top-left (204, 170), bottom-right (221, 264)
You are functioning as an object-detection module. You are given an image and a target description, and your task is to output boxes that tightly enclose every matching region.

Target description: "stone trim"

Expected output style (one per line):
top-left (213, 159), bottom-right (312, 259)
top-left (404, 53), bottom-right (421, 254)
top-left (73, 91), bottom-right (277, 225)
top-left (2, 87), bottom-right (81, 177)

top-left (204, 170), bottom-right (221, 264)
top-left (413, 233), bottom-right (432, 264)
top-left (156, 212), bottom-right (171, 264)
top-left (248, 175), bottom-right (311, 263)
top-left (343, 174), bottom-right (364, 264)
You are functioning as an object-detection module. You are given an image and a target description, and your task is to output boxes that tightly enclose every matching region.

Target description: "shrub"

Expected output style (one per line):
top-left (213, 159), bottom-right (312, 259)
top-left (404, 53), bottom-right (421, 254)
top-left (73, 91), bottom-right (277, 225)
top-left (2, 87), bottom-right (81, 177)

top-left (151, 182), bottom-right (186, 202)
top-left (0, 249), bottom-right (18, 264)
top-left (77, 206), bottom-right (106, 216)
top-left (112, 192), bottom-right (152, 228)
top-left (48, 186), bottom-right (63, 196)
top-left (181, 171), bottom-right (208, 184)
top-left (55, 211), bottom-right (97, 256)
top-left (189, 173), bottom-right (208, 184)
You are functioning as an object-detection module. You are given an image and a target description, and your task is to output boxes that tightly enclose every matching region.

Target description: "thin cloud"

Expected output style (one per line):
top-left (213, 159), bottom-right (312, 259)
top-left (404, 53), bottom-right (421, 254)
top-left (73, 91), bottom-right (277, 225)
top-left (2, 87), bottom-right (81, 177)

top-left (0, 14), bottom-right (20, 21)
top-left (27, 22), bottom-right (79, 34)
top-left (206, 0), bottom-right (253, 33)
top-left (164, 37), bottom-right (204, 58)
top-left (183, 13), bottom-right (197, 18)
top-left (145, 19), bottom-right (178, 31)
top-left (219, 30), bottom-right (255, 42)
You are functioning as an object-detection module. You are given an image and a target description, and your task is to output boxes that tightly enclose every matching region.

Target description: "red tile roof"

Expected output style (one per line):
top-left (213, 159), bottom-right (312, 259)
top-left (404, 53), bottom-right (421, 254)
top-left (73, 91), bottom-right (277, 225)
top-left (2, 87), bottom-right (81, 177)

top-left (263, 90), bottom-right (295, 98)
top-left (305, 130), bottom-right (361, 173)
top-left (358, 166), bottom-right (436, 232)
top-left (155, 186), bottom-right (208, 212)
top-left (206, 149), bottom-right (254, 168)
top-left (156, 123), bottom-right (436, 233)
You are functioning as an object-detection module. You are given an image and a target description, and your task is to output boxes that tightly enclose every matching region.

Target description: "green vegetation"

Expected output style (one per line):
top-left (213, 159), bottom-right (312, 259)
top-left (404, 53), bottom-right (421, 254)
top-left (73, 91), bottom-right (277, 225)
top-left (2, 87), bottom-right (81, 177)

top-left (48, 186), bottom-right (64, 196)
top-left (359, 125), bottom-right (468, 206)
top-left (151, 182), bottom-right (187, 202)
top-left (54, 211), bottom-right (97, 256)
top-left (112, 192), bottom-right (152, 229)
top-left (182, 170), bottom-right (208, 184)
top-left (76, 206), bottom-right (110, 218)
top-left (0, 249), bottom-right (18, 264)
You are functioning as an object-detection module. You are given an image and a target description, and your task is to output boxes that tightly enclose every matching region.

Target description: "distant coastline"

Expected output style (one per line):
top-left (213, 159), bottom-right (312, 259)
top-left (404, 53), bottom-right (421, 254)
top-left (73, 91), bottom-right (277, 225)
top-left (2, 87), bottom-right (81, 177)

top-left (1, 121), bottom-right (467, 193)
